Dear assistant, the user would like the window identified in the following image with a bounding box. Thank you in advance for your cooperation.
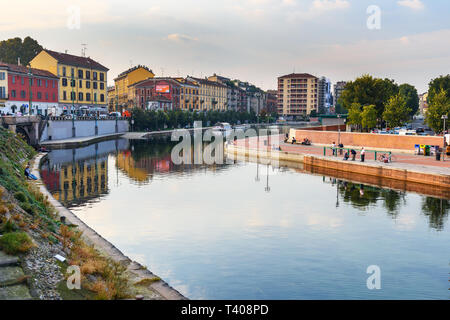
[70,92,75,101]
[52,93,56,101]
[100,94,104,102]
[37,92,42,99]
[21,90,26,98]
[0,87,5,98]
[79,80,83,88]
[0,72,5,80]
[93,93,97,102]
[100,73,104,81]
[45,93,49,100]
[93,72,97,80]
[100,83,104,90]
[62,67,66,77]
[86,93,91,101]
[11,90,16,98]
[70,79,75,87]
[30,78,33,86]
[63,91,67,100]
[21,77,24,85]
[78,92,83,101]
[12,76,15,84]
[93,82,97,90]
[45,80,48,88]
[86,81,90,89]
[62,78,68,87]
[78,70,83,79]
[86,71,90,79]
[71,68,74,78]
[37,79,41,87]
[53,80,56,88]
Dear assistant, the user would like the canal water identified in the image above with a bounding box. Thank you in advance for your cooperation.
[40,138,450,300]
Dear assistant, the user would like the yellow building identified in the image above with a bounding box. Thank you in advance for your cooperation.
[107,86,116,112]
[174,78,200,110]
[114,65,154,112]
[187,76,227,111]
[0,63,8,108]
[30,49,109,113]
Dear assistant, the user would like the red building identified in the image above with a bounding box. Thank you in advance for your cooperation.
[0,62,58,115]
[130,78,181,110]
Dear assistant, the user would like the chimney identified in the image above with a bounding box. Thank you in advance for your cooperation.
[65,50,68,54]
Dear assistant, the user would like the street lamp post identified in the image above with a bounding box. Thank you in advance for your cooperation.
[442,115,448,161]
[337,114,341,146]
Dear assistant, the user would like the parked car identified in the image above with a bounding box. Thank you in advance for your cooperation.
[109,112,121,117]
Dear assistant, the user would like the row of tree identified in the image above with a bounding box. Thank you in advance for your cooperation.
[339,74,450,133]
[338,75,419,131]
[130,108,276,132]
[0,37,43,66]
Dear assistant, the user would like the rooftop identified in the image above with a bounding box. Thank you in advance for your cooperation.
[278,73,317,79]
[0,61,58,78]
[43,49,109,72]
[115,65,154,80]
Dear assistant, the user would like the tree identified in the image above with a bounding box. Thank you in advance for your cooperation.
[0,36,43,66]
[347,103,362,130]
[339,75,398,118]
[382,94,411,128]
[361,105,377,131]
[425,89,450,133]
[398,84,419,116]
[428,75,450,105]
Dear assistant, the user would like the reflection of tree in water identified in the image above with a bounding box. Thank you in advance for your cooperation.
[337,180,405,216]
[338,181,380,210]
[421,197,449,231]
[130,140,175,161]
[380,189,406,218]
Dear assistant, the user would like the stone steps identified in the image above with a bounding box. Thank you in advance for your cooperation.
[0,250,33,300]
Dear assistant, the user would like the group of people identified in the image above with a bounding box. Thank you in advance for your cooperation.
[285,134,312,146]
[341,146,365,162]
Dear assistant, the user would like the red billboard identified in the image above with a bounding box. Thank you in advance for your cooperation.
[156,84,170,93]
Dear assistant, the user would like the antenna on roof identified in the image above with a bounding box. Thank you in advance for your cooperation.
[17,57,21,66]
[65,50,68,54]
[81,44,87,57]
[160,67,164,77]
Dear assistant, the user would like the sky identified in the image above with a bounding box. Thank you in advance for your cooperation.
[1,0,449,93]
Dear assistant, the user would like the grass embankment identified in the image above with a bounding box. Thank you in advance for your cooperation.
[0,127,130,299]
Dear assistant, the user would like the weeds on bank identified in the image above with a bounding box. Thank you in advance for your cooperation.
[64,227,130,300]
[0,231,34,255]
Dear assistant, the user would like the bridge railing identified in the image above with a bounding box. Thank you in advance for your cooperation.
[323,146,393,162]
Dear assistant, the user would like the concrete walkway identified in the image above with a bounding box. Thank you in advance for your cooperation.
[40,132,125,148]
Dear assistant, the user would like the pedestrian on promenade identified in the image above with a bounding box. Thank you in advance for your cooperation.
[360,147,365,162]
[339,143,344,155]
[332,142,336,156]
[351,149,356,161]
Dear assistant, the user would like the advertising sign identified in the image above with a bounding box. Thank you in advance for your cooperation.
[156,84,170,93]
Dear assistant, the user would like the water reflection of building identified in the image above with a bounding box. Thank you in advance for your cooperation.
[116,141,231,183]
[55,158,108,205]
[40,139,129,208]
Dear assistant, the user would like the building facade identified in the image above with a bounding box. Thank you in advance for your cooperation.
[113,65,154,112]
[0,61,59,115]
[30,49,109,114]
[277,73,318,117]
[419,92,429,115]
[130,78,181,110]
[266,90,278,114]
[333,81,347,108]
[187,76,227,111]
[318,77,332,114]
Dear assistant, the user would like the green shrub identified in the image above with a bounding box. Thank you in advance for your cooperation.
[0,232,34,254]
[0,219,19,233]
[14,191,27,203]
[20,202,35,215]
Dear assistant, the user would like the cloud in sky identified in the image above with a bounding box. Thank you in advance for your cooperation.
[0,0,448,93]
[397,0,425,10]
[166,33,198,42]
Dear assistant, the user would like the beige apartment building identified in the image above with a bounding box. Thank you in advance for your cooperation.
[277,73,318,117]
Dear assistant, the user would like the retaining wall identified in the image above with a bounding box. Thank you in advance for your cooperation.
[291,129,442,151]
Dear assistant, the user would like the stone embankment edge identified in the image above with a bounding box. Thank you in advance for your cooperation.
[40,133,125,149]
[225,144,450,189]
[32,153,186,300]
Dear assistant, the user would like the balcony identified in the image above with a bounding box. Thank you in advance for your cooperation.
[0,94,8,101]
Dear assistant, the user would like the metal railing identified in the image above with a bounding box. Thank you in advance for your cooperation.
[323,146,393,162]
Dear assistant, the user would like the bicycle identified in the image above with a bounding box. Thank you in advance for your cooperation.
[378,153,394,163]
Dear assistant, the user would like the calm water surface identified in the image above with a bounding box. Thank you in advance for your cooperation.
[40,138,450,299]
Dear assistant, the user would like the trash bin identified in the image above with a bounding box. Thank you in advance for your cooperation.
[414,144,420,155]
[424,145,430,156]
[436,148,441,161]
[419,144,425,155]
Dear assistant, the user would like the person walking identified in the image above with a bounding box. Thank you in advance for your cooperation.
[360,147,365,162]
[332,142,336,156]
